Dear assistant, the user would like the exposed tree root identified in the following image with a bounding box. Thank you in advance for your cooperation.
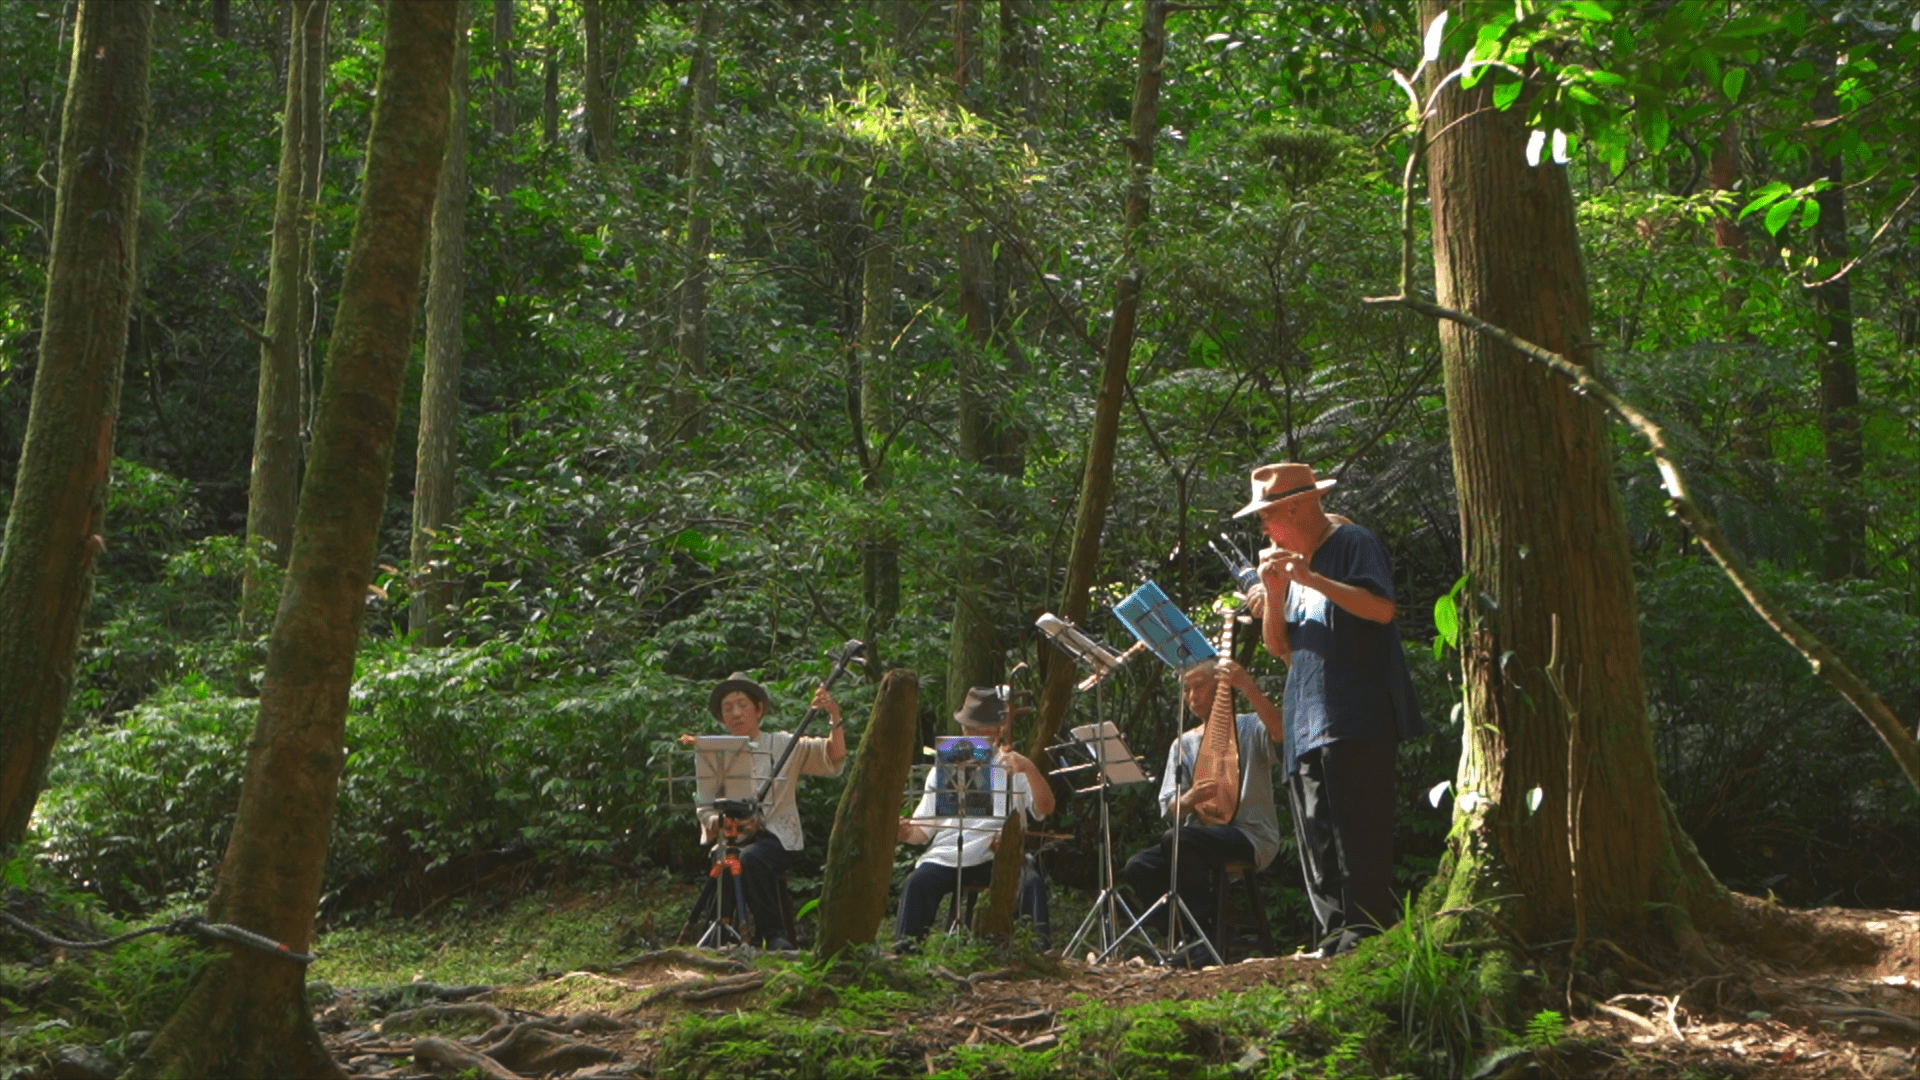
[375,1000,508,1036]
[627,970,766,1010]
[605,947,750,975]
[410,1036,523,1080]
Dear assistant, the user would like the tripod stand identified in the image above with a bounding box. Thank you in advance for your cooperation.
[677,799,760,948]
[1060,713,1157,961]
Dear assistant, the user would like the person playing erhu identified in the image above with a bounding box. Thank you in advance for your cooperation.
[894,686,1055,945]
[682,672,845,950]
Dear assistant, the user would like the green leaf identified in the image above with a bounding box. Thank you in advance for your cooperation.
[1492,78,1524,110]
[1738,181,1791,220]
[1565,1,1614,21]
[1640,102,1669,152]
[1434,589,1461,649]
[1722,67,1746,101]
[1764,198,1798,236]
[1526,786,1545,813]
[1799,197,1821,231]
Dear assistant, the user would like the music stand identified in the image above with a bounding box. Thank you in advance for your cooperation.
[1059,718,1158,962]
[680,735,760,948]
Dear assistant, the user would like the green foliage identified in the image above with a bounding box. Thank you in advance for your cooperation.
[0,861,215,1077]
[1523,1009,1566,1048]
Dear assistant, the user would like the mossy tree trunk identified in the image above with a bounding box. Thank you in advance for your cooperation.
[409,0,470,648]
[668,0,719,440]
[854,221,900,661]
[1418,0,1725,962]
[0,0,152,848]
[1030,0,1166,759]
[1809,75,1861,581]
[242,0,327,630]
[128,3,455,1075]
[582,0,612,163]
[817,670,920,955]
[490,0,515,196]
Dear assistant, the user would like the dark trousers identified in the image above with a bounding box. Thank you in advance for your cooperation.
[1288,738,1398,954]
[733,831,794,945]
[895,860,1050,944]
[1123,823,1256,915]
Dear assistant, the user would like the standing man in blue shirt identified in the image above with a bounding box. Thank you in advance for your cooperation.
[1238,462,1425,957]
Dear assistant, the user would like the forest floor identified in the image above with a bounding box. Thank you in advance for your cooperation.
[303,881,1920,1080]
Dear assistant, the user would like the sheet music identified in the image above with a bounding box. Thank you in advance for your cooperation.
[692,735,757,806]
[1069,721,1152,785]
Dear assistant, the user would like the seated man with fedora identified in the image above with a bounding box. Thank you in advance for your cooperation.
[687,672,846,950]
[894,686,1055,946]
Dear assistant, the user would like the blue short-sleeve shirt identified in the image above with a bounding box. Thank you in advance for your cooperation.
[1281,523,1426,775]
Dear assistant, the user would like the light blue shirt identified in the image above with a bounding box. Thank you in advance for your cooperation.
[1158,713,1281,871]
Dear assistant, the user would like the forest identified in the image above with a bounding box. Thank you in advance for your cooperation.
[0,0,1918,1076]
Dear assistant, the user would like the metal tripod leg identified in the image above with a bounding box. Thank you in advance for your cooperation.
[1101,889,1221,967]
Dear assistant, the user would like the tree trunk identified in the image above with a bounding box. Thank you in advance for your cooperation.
[1417,0,1724,965]
[542,3,558,147]
[1810,79,1861,580]
[670,0,719,440]
[244,0,327,631]
[816,670,920,955]
[998,0,1042,137]
[490,0,515,195]
[1029,0,1166,759]
[128,3,454,1075]
[971,812,1024,938]
[582,0,613,162]
[0,0,152,848]
[855,226,900,652]
[409,0,469,648]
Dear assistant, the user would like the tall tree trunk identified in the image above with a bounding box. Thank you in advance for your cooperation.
[490,0,516,195]
[410,0,470,648]
[1029,0,1166,759]
[670,0,719,440]
[817,670,920,955]
[1810,79,1861,580]
[128,3,454,1075]
[855,225,901,654]
[950,0,982,102]
[1416,0,1724,967]
[999,0,1042,137]
[0,0,152,848]
[213,0,232,38]
[244,0,327,631]
[582,0,613,162]
[542,3,559,147]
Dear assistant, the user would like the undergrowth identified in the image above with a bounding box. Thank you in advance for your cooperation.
[0,859,215,1077]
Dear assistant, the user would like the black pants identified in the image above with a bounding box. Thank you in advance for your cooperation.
[732,831,794,945]
[1123,823,1256,916]
[1287,738,1398,955]
[895,860,1050,945]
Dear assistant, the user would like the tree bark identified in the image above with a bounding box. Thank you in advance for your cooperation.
[582,0,613,162]
[409,0,470,648]
[855,226,900,652]
[1809,78,1861,580]
[490,0,515,195]
[999,0,1042,137]
[816,670,920,955]
[670,0,719,440]
[1416,0,1724,965]
[542,3,559,147]
[971,812,1024,938]
[1030,0,1166,759]
[244,0,327,631]
[128,3,454,1075]
[0,0,152,848]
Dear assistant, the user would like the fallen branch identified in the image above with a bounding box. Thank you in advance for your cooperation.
[627,970,767,1010]
[1592,1002,1660,1037]
[1363,289,1920,797]
[410,1036,523,1080]
[1804,1004,1920,1035]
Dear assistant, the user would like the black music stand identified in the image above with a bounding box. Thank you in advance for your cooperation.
[1104,694,1224,968]
[1059,716,1156,961]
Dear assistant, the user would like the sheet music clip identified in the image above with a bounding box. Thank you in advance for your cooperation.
[1113,580,1216,671]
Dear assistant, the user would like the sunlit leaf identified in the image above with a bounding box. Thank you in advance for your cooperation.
[1764,198,1797,236]
[1722,67,1746,102]
[1429,780,1453,808]
[1424,10,1450,63]
[1525,128,1546,166]
[1527,786,1545,813]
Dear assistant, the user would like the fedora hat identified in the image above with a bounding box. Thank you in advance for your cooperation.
[953,686,1007,730]
[1231,462,1336,519]
[708,672,771,719]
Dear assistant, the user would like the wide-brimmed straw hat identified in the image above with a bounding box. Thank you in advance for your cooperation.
[1231,462,1336,519]
[708,673,771,719]
[953,686,1007,730]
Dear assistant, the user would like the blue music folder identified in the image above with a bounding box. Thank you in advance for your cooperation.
[1113,581,1216,670]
